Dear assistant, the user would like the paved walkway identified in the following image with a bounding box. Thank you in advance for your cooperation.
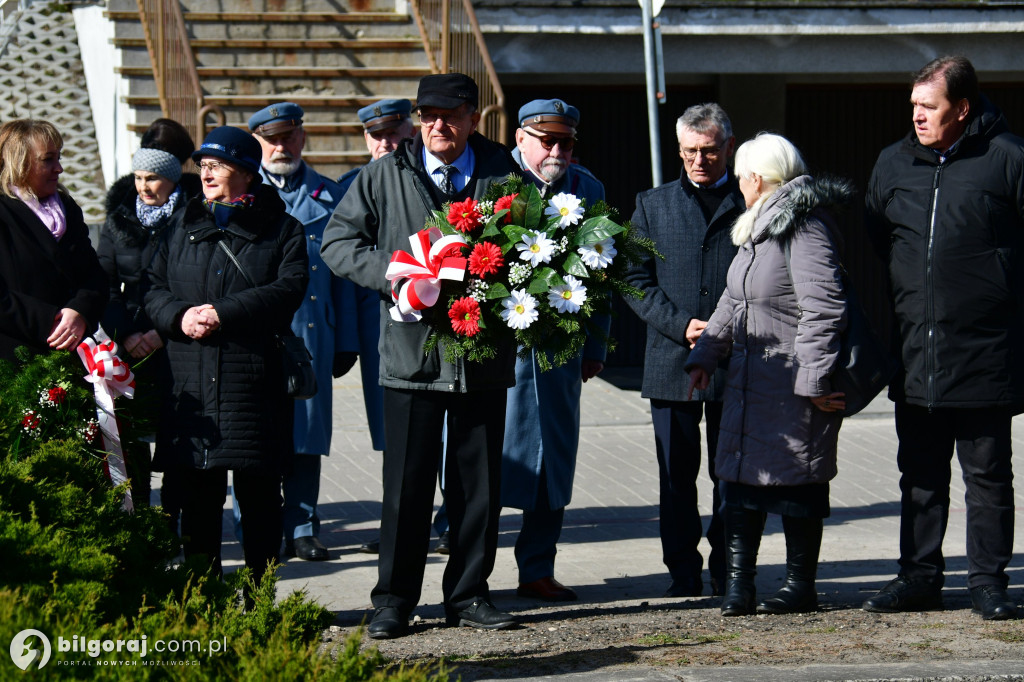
[212,362,1023,678]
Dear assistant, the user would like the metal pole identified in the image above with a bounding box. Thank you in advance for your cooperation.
[641,0,661,187]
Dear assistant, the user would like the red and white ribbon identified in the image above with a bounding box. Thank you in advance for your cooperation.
[77,327,136,512]
[385,227,468,321]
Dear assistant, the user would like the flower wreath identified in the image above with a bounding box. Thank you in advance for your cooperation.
[385,174,658,370]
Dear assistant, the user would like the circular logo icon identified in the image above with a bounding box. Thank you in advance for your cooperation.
[10,629,51,670]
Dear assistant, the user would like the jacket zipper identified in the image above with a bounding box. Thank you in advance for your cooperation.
[925,164,943,410]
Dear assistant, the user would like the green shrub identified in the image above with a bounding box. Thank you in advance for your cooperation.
[0,350,445,680]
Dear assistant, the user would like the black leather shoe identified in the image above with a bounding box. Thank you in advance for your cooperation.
[367,607,407,639]
[970,585,1018,621]
[756,581,818,614]
[664,579,702,598]
[445,599,515,630]
[862,576,942,613]
[434,531,450,555]
[359,539,380,554]
[284,536,330,561]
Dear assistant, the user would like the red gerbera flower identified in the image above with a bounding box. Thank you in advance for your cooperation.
[468,242,504,278]
[449,297,482,337]
[448,198,482,233]
[494,193,518,224]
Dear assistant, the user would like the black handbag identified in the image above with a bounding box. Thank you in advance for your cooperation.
[783,240,896,417]
[216,240,318,400]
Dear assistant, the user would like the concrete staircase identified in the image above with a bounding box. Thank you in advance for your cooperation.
[0,3,107,222]
[106,0,430,180]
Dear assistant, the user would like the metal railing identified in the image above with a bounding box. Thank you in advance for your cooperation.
[135,0,222,144]
[410,0,507,143]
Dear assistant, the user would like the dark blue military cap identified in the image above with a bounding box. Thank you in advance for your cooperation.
[247,102,304,136]
[357,98,413,133]
[518,99,580,136]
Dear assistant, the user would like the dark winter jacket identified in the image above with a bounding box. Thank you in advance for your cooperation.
[866,96,1024,411]
[97,172,201,342]
[321,132,521,392]
[144,186,308,471]
[686,176,851,487]
[0,191,108,361]
[625,171,744,401]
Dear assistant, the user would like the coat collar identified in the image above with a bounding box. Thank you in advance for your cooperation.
[182,184,286,242]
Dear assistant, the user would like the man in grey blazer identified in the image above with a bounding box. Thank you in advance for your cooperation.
[625,103,744,598]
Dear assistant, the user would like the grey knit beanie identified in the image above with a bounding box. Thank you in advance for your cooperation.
[132,147,182,184]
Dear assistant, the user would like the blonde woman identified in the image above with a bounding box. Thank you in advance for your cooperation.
[686,133,852,616]
[0,119,107,361]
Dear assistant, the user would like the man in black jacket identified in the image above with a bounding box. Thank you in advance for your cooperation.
[321,74,520,639]
[863,56,1022,621]
[624,103,744,598]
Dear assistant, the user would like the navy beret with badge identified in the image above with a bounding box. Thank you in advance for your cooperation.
[192,126,262,176]
[248,102,304,137]
[518,99,580,137]
[358,98,413,133]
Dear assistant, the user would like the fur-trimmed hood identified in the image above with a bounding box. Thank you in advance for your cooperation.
[758,175,856,244]
[103,172,202,247]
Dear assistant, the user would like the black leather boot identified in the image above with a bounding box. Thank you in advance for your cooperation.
[756,515,822,614]
[720,506,766,617]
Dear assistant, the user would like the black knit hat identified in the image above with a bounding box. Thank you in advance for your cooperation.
[191,126,261,176]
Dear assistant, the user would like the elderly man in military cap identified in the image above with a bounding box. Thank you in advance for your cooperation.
[322,73,520,639]
[339,98,416,191]
[247,102,355,562]
[504,99,609,602]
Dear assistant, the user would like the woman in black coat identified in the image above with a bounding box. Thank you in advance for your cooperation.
[98,124,202,512]
[0,119,107,362]
[144,126,308,585]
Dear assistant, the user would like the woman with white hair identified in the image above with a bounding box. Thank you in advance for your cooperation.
[685,133,853,616]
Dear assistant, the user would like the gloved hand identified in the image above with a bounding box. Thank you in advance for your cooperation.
[332,351,358,378]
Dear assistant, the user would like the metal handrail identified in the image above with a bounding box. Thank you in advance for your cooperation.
[135,0,223,145]
[410,0,507,143]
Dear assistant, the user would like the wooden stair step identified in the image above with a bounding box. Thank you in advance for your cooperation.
[117,65,428,78]
[113,37,422,50]
[127,121,368,135]
[298,151,371,164]
[124,95,414,108]
[105,10,408,23]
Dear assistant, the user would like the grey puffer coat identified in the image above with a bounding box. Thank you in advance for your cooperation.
[685,176,851,487]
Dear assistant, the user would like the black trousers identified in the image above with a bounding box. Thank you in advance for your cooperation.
[374,387,506,614]
[895,401,1015,589]
[650,399,725,588]
[180,467,283,583]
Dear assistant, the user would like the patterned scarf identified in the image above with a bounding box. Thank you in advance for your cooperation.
[135,187,181,228]
[202,194,256,229]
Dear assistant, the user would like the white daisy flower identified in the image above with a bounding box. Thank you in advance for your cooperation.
[547,275,587,314]
[516,231,557,267]
[577,237,617,269]
[501,289,539,330]
[545,192,584,228]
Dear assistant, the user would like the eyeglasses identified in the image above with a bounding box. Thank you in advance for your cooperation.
[680,145,722,162]
[198,160,234,177]
[417,110,468,127]
[524,129,575,152]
